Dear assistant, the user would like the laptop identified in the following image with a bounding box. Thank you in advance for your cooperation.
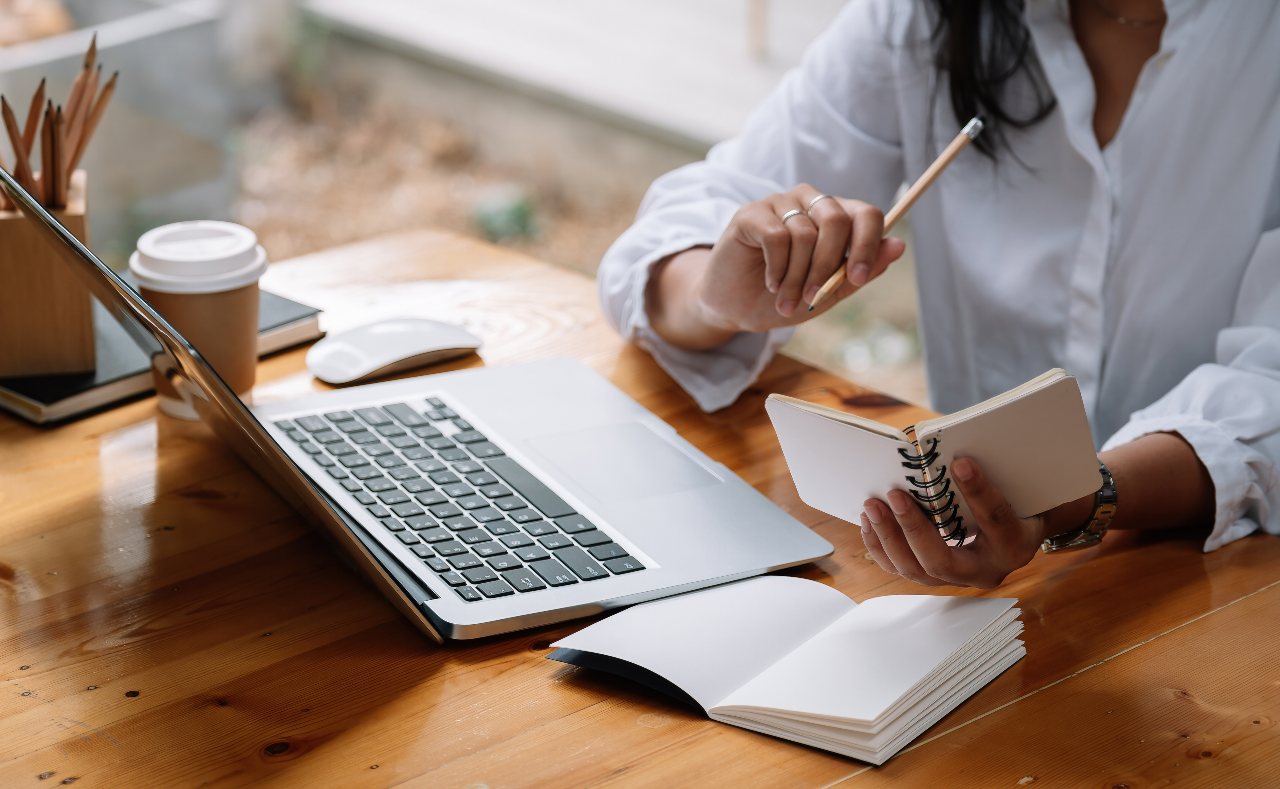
[1,169,832,642]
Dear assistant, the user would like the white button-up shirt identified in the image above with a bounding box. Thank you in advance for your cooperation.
[598,0,1280,552]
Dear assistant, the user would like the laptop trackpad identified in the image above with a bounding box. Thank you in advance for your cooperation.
[526,423,721,502]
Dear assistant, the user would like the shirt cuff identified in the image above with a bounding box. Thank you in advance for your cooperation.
[1102,415,1259,552]
[624,240,794,413]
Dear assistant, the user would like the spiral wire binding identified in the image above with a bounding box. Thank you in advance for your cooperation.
[900,425,967,545]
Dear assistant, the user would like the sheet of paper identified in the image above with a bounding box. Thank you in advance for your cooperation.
[715,595,1016,724]
[551,576,855,709]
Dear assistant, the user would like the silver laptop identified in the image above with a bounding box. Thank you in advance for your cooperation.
[2,169,831,641]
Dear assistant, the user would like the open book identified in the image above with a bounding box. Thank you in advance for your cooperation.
[766,369,1100,544]
[549,576,1023,764]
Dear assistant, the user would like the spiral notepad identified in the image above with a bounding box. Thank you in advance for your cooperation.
[766,369,1101,541]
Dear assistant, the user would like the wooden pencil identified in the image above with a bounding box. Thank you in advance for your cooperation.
[68,70,117,174]
[64,34,97,131]
[66,65,100,172]
[41,101,54,207]
[21,77,46,153]
[1,96,38,196]
[806,116,985,312]
[50,105,64,209]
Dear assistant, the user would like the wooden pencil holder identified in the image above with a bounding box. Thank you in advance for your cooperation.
[0,170,94,378]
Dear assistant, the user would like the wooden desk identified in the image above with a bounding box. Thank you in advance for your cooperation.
[3,230,1278,786]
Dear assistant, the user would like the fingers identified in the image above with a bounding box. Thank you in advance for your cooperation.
[733,202,792,297]
[951,457,1022,542]
[860,512,895,575]
[768,194,817,317]
[836,199,886,288]
[792,185,852,306]
[864,498,947,586]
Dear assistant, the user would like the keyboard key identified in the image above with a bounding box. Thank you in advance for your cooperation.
[426,437,455,451]
[389,467,420,481]
[376,424,407,437]
[528,558,578,586]
[438,449,469,462]
[298,441,321,455]
[314,455,336,467]
[391,503,426,518]
[442,483,474,498]
[539,534,574,551]
[429,470,459,485]
[466,472,499,487]
[339,455,370,469]
[588,543,628,561]
[474,542,506,558]
[418,528,452,544]
[574,530,612,548]
[477,580,515,598]
[495,498,528,513]
[403,447,433,460]
[501,567,547,592]
[514,546,550,563]
[365,478,396,493]
[376,456,407,469]
[450,555,482,571]
[285,429,306,443]
[337,420,369,434]
[296,415,327,432]
[355,407,392,426]
[460,530,493,545]
[501,533,535,549]
[274,419,297,431]
[486,457,574,518]
[410,543,433,558]
[555,514,596,534]
[433,540,467,557]
[471,507,503,523]
[462,567,499,585]
[439,408,458,419]
[353,465,382,479]
[313,430,344,444]
[426,409,448,421]
[326,468,349,480]
[603,556,645,574]
[323,410,355,422]
[384,403,427,427]
[364,444,393,457]
[439,571,467,587]
[403,479,433,494]
[524,521,557,537]
[378,491,410,506]
[487,555,521,571]
[509,510,542,524]
[349,431,380,445]
[412,425,443,439]
[554,546,609,581]
[456,586,482,602]
[480,485,512,499]
[452,418,473,431]
[456,495,488,511]
[443,515,477,532]
[428,503,462,519]
[484,520,519,536]
[453,430,487,444]
[427,397,446,408]
[354,491,375,506]
[395,531,420,546]
[341,479,362,493]
[416,460,447,473]
[468,442,504,459]
[415,490,448,506]
[382,518,407,533]
[453,461,484,475]
[329,443,357,456]
[390,436,420,449]
[405,513,437,530]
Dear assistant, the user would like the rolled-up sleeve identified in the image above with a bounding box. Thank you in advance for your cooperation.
[1103,227,1280,551]
[597,0,906,411]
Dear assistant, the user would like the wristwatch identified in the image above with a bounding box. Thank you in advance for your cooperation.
[1041,462,1117,553]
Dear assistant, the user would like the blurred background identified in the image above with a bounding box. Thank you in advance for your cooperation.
[0,0,926,404]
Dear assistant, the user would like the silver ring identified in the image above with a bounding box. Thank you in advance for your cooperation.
[779,208,806,224]
[806,193,835,211]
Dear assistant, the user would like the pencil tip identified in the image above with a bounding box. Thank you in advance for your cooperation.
[806,304,815,313]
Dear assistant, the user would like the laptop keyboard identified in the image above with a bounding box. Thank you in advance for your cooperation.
[275,397,646,602]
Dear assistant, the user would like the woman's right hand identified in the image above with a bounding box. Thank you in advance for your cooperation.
[647,184,906,349]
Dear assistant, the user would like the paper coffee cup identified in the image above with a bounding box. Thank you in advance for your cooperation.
[129,221,267,420]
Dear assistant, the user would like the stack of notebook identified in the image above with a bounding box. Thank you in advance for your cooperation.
[550,575,1024,764]
[0,289,320,424]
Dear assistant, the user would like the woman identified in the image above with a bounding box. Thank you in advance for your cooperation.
[598,0,1280,587]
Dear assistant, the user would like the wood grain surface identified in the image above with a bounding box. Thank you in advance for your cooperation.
[2,230,1278,787]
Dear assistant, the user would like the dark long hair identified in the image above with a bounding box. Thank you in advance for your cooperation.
[929,0,1057,157]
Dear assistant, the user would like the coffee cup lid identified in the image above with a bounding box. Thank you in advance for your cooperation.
[129,221,267,294]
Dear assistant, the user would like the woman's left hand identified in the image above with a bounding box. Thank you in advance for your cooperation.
[860,457,1048,589]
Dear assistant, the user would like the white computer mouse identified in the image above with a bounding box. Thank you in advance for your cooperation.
[306,318,482,385]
